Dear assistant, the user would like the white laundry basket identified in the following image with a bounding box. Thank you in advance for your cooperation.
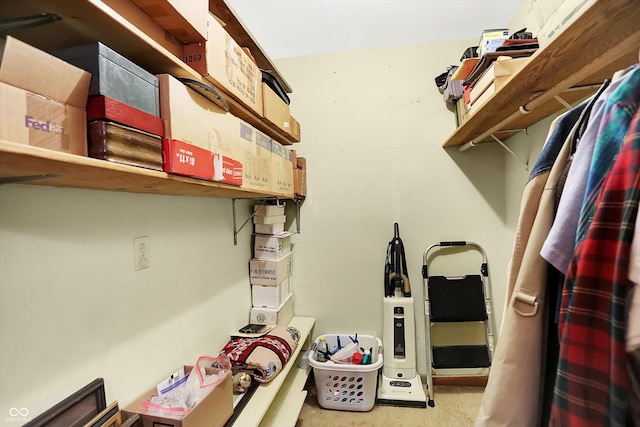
[308,334,383,412]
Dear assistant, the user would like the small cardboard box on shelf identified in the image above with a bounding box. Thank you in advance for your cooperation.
[130,0,208,43]
[254,232,292,260]
[0,36,91,156]
[124,366,233,427]
[252,276,292,308]
[249,252,292,286]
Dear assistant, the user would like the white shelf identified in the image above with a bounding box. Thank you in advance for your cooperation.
[231,316,315,427]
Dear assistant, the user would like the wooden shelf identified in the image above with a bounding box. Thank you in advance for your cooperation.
[0,140,295,199]
[444,0,640,148]
[0,0,297,146]
[232,316,315,427]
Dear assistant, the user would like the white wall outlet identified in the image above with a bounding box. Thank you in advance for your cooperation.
[133,236,150,271]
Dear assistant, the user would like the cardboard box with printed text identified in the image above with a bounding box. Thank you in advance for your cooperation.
[0,36,91,156]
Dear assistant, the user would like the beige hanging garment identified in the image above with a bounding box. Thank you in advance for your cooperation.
[475,121,573,427]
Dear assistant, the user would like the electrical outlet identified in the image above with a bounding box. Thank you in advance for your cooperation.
[133,236,150,271]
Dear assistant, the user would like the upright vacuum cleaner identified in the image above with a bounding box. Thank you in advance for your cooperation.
[377,223,428,408]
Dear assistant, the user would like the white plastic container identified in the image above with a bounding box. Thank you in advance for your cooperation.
[308,334,383,412]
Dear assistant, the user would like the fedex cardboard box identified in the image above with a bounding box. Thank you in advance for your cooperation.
[130,0,208,43]
[124,366,232,427]
[249,252,292,286]
[0,36,90,155]
[183,14,263,116]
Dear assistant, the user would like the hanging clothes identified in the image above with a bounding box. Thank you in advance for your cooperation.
[550,97,640,426]
[541,65,640,274]
[475,103,586,427]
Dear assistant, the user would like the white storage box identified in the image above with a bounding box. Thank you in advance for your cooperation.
[308,334,383,412]
[249,252,292,286]
[254,232,292,260]
[254,204,285,216]
[255,223,285,234]
[252,276,291,308]
[250,293,294,326]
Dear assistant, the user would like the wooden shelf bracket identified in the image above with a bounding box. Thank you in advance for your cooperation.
[490,133,529,169]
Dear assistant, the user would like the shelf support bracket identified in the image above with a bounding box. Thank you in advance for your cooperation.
[232,197,302,245]
[554,95,573,110]
[0,174,61,185]
[490,134,528,169]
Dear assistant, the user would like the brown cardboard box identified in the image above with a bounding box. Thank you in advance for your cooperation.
[253,130,273,192]
[469,57,530,105]
[270,141,294,196]
[124,367,233,427]
[130,0,207,43]
[0,36,91,155]
[289,115,301,142]
[158,74,254,185]
[183,14,263,116]
[262,83,291,133]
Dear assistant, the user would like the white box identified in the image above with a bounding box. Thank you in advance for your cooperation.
[253,214,286,225]
[249,252,292,286]
[254,204,285,216]
[255,223,285,234]
[252,276,291,308]
[254,232,292,260]
[250,293,294,326]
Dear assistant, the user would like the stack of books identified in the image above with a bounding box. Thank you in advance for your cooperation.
[248,203,294,326]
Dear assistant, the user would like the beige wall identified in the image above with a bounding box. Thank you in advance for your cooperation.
[0,39,559,423]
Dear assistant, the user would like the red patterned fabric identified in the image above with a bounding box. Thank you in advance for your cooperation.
[220,326,300,383]
[550,111,640,426]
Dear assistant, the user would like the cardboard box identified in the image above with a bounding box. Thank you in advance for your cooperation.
[469,57,530,105]
[253,214,286,225]
[54,42,160,117]
[158,74,249,186]
[468,82,496,116]
[124,366,233,427]
[254,232,292,260]
[254,223,285,234]
[254,204,285,217]
[183,14,263,116]
[271,142,294,196]
[130,0,208,43]
[250,292,294,326]
[262,83,291,133]
[289,115,301,142]
[163,138,242,185]
[249,252,292,286]
[252,130,273,191]
[252,277,291,308]
[0,36,90,156]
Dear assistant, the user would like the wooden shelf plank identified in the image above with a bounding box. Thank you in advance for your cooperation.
[0,0,297,146]
[232,316,315,427]
[0,141,295,199]
[444,0,640,147]
[259,369,309,427]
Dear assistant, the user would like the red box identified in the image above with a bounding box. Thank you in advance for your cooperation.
[163,139,242,186]
[88,95,164,137]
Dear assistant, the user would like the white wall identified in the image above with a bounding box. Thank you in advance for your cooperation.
[275,38,536,376]
[0,187,255,423]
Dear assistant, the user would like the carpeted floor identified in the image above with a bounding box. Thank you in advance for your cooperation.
[297,378,484,427]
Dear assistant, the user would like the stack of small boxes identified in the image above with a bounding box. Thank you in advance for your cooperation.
[248,203,294,326]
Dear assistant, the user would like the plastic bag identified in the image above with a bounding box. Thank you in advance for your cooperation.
[139,355,231,420]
